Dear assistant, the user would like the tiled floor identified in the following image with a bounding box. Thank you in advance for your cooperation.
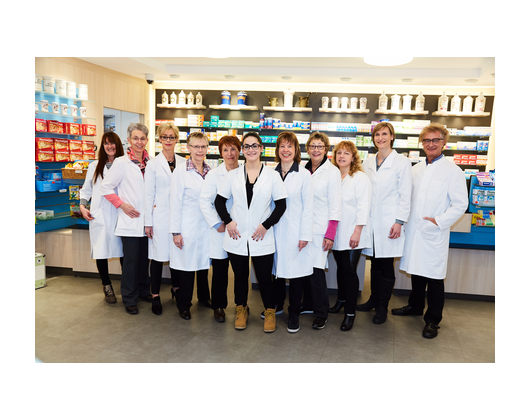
[35,271,495,363]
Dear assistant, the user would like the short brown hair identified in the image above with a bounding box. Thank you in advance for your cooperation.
[331,140,363,176]
[372,122,395,149]
[419,123,450,143]
[218,135,241,153]
[306,132,330,154]
[275,132,301,163]
[242,132,263,146]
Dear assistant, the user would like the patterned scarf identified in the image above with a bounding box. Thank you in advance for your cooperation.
[127,147,150,175]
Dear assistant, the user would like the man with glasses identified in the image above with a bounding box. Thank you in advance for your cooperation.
[392,123,468,338]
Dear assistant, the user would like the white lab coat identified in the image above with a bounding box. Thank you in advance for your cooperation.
[100,155,147,237]
[272,165,314,279]
[362,150,412,258]
[199,163,234,260]
[332,170,372,251]
[399,156,468,279]
[144,152,186,262]
[217,163,288,257]
[168,163,210,271]
[80,161,123,259]
[308,159,342,269]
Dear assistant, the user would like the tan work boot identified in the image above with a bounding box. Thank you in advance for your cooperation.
[235,305,249,330]
[103,284,117,304]
[263,308,276,333]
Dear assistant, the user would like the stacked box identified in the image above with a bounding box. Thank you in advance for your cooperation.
[35,118,47,132]
[54,139,70,162]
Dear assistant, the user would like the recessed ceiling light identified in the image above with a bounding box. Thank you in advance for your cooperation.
[169,74,180,78]
[364,57,413,66]
[340,77,351,82]
[281,76,292,80]
[224,75,235,79]
[401,78,413,83]
[465,79,478,83]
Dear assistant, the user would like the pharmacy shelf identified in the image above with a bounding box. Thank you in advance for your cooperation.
[432,111,490,117]
[318,108,370,114]
[263,106,312,112]
[374,109,429,115]
[157,104,207,109]
[35,90,95,103]
[35,111,95,121]
[209,105,259,111]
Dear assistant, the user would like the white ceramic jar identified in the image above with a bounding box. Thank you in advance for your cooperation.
[340,97,349,109]
[43,76,55,93]
[35,74,43,91]
[66,81,77,97]
[78,84,88,100]
[162,91,168,104]
[52,102,59,114]
[79,107,87,118]
[187,92,194,105]
[359,97,367,110]
[284,89,294,108]
[55,79,67,96]
[438,92,449,112]
[350,97,358,110]
[60,103,69,115]
[70,104,78,116]
[321,97,329,108]
[402,94,413,111]
[463,94,473,113]
[196,92,202,105]
[40,100,49,112]
[391,94,401,111]
[378,92,388,110]
[475,92,486,112]
[331,97,339,109]
[415,92,425,111]
[451,93,461,112]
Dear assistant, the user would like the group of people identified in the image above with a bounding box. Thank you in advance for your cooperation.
[80,120,468,339]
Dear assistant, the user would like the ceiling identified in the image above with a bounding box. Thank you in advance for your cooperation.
[77,57,495,87]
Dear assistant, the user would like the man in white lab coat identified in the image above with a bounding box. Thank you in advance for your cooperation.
[392,123,468,338]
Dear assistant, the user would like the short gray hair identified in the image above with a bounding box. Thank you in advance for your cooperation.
[127,123,149,139]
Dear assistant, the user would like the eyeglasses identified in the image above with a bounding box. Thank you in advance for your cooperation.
[422,138,443,145]
[131,137,147,142]
[308,145,325,150]
[160,136,176,141]
[189,145,207,150]
[242,143,261,151]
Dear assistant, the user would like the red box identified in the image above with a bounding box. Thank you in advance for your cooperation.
[35,118,47,132]
[54,138,69,152]
[453,154,462,159]
[55,151,70,162]
[66,123,81,135]
[83,151,96,160]
[453,159,462,164]
[82,140,95,152]
[35,138,54,151]
[468,155,477,161]
[70,152,84,161]
[36,150,55,162]
[69,139,83,152]
[86,124,97,136]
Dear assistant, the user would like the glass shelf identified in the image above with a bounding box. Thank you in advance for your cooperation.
[35,110,95,121]
[35,90,95,103]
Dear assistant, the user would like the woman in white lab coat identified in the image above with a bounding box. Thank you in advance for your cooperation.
[330,141,371,331]
[80,131,124,304]
[214,132,288,333]
[144,123,186,315]
[393,123,468,338]
[169,131,212,320]
[101,123,153,315]
[302,132,342,330]
[271,132,313,334]
[357,122,412,324]
[199,135,241,323]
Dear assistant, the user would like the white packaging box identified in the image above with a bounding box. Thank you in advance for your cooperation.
[174,118,188,126]
[35,253,46,289]
[457,141,477,150]
[394,139,408,148]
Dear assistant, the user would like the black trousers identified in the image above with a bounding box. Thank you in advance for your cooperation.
[211,258,230,309]
[308,268,329,319]
[174,269,209,312]
[120,236,150,307]
[408,274,444,325]
[227,251,275,309]
[96,257,123,286]
[333,249,362,315]
[271,277,287,309]
[149,260,179,295]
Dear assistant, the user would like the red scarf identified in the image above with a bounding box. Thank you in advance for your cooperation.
[127,147,150,175]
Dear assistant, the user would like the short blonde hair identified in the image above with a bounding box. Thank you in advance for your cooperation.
[419,123,450,143]
[157,123,179,142]
[331,140,363,177]
[306,132,330,155]
[187,131,209,145]
[275,132,301,164]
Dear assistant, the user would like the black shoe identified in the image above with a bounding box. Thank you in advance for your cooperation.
[260,306,284,319]
[391,305,423,316]
[152,296,162,316]
[287,314,300,333]
[356,297,377,312]
[139,294,153,303]
[214,308,226,323]
[329,300,345,313]
[125,305,139,315]
[312,317,327,330]
[373,308,388,324]
[170,287,179,305]
[340,314,355,331]
[422,323,440,339]
[179,310,191,320]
